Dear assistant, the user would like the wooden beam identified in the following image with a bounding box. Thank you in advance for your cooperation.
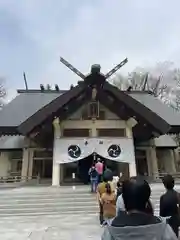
[97,90,130,120]
[59,91,91,121]
[104,82,171,134]
[133,124,153,142]
[28,90,91,137]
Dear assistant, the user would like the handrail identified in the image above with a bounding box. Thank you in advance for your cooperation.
[152,172,180,180]
[0,175,39,183]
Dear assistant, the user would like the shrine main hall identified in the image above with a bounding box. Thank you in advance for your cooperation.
[0,61,180,185]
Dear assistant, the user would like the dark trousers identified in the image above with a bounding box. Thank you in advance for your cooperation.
[90,178,97,192]
[167,216,179,237]
[99,202,104,224]
[98,174,102,183]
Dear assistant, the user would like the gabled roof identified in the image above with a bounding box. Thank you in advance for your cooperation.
[0,79,180,136]
[17,80,171,135]
[0,92,61,127]
[130,92,180,127]
[103,83,170,135]
[18,84,85,135]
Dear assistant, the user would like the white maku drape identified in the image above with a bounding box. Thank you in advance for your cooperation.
[54,138,135,164]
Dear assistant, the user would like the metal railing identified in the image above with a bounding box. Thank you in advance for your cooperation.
[1,172,180,184]
[152,172,180,181]
[0,175,39,183]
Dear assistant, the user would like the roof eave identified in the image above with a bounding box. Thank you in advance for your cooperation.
[0,126,20,136]
[17,84,85,135]
[104,82,171,135]
[168,126,180,134]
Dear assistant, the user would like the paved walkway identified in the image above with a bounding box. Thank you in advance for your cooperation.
[0,214,102,240]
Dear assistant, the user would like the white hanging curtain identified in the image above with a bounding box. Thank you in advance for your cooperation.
[54,138,94,164]
[96,138,135,163]
[54,138,135,164]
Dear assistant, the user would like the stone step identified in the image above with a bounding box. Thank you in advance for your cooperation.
[0,191,165,200]
[0,191,162,196]
[0,210,98,218]
[7,186,91,192]
[0,193,96,200]
[0,197,97,205]
[0,205,98,216]
[0,200,98,209]
[0,186,99,217]
[0,212,98,222]
[0,184,172,219]
[0,190,94,197]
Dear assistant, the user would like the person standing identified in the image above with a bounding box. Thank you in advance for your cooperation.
[103,167,113,183]
[102,160,106,172]
[116,178,154,216]
[88,164,98,193]
[102,178,177,240]
[95,159,103,183]
[97,174,115,225]
[100,183,116,225]
[116,180,122,201]
[160,174,180,237]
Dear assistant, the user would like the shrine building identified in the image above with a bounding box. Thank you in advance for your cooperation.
[0,59,180,186]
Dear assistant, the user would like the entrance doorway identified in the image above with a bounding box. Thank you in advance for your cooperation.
[77,155,121,183]
[32,150,53,179]
[78,155,93,184]
[135,149,148,176]
[33,159,52,178]
[62,154,129,184]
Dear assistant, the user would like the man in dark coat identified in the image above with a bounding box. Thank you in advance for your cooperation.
[160,174,180,237]
[103,168,113,182]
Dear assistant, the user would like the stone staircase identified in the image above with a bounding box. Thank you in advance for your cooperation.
[0,186,99,218]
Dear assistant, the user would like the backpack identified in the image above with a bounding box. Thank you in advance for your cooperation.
[90,168,98,178]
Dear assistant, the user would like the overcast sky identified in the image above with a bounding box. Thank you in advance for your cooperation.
[0,0,180,100]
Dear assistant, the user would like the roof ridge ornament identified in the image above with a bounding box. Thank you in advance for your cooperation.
[59,56,128,86]
[91,87,97,101]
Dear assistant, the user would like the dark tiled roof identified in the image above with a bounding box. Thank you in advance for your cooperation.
[129,92,180,126]
[0,89,180,131]
[18,85,85,135]
[0,92,61,127]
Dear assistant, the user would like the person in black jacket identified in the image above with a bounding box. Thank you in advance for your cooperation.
[103,168,113,182]
[102,177,177,240]
[88,164,98,193]
[160,174,180,237]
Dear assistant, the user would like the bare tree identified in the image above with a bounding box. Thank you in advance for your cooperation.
[0,77,6,108]
[168,69,180,111]
[113,72,172,104]
[112,61,178,106]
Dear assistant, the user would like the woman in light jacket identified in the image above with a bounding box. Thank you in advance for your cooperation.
[100,183,116,225]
